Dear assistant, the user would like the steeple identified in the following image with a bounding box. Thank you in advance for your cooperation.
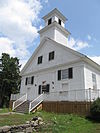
[38,8,70,46]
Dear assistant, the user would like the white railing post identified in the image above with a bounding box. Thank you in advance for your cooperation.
[26,93,27,101]
[29,102,31,114]
[75,90,77,101]
[85,89,88,101]
[12,102,15,110]
[98,89,100,98]
[29,94,44,113]
[89,88,91,102]
[12,93,27,110]
[87,89,89,101]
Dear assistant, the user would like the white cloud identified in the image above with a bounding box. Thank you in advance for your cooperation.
[44,0,48,3]
[39,25,43,30]
[87,35,92,40]
[0,0,46,68]
[68,37,89,50]
[75,41,89,50]
[0,37,15,56]
[67,37,100,65]
[89,56,100,65]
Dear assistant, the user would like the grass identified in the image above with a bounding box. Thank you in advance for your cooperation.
[0,113,35,127]
[35,111,100,133]
[0,108,10,113]
[0,109,100,133]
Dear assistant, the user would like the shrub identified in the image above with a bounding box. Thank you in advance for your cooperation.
[90,98,100,120]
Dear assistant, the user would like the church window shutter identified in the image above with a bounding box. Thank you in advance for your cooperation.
[58,70,61,80]
[31,76,34,84]
[38,85,41,95]
[25,77,28,85]
[68,68,73,79]
[46,84,50,93]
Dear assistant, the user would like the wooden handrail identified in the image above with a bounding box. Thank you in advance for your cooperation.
[29,94,43,113]
[12,93,27,110]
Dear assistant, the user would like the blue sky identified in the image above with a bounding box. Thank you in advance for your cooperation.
[39,0,100,56]
[0,0,100,67]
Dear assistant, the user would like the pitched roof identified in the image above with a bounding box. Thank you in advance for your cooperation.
[42,8,67,22]
[20,37,100,75]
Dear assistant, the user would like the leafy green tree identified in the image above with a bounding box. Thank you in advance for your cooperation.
[0,53,21,107]
[90,98,100,120]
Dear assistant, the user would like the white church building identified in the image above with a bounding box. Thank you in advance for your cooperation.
[11,9,100,114]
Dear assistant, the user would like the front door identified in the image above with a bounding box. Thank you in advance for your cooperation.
[38,84,50,95]
[42,84,50,93]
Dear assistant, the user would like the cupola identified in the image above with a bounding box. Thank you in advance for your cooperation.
[38,8,70,46]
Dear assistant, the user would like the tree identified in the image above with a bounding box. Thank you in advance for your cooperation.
[0,53,21,107]
[90,98,100,120]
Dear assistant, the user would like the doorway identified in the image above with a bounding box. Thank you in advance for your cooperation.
[38,84,50,95]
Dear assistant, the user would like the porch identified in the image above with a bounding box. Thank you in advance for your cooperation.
[10,88,100,115]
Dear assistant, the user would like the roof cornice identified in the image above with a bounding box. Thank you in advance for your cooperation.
[81,56,100,71]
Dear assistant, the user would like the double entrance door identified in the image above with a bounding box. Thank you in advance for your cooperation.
[38,84,50,95]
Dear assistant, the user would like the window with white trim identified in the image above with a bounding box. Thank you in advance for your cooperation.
[27,77,31,84]
[25,76,34,85]
[49,51,55,61]
[58,68,73,81]
[62,69,68,79]
[92,73,97,89]
[38,56,43,64]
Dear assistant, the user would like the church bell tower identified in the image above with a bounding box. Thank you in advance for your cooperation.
[38,8,70,46]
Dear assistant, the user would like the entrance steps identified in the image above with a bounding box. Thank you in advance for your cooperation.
[12,94,44,113]
[15,100,30,113]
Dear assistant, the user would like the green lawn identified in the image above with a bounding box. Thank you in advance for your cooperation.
[36,111,100,133]
[0,113,34,127]
[0,110,100,133]
[0,108,10,113]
